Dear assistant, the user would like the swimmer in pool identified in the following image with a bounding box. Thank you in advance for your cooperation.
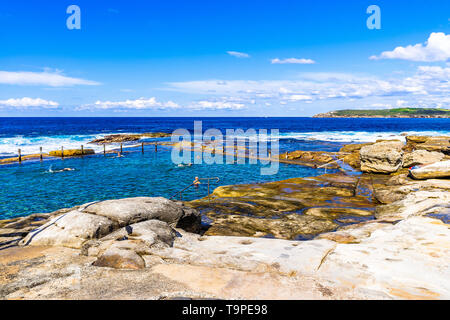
[193,176,201,188]
[51,168,75,173]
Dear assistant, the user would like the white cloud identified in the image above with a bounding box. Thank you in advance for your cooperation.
[271,58,316,64]
[227,51,250,58]
[0,97,59,109]
[193,100,246,110]
[79,97,179,111]
[166,65,450,109]
[0,70,100,87]
[370,32,450,62]
[285,94,313,101]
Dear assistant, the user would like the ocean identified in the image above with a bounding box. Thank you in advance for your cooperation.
[0,117,449,219]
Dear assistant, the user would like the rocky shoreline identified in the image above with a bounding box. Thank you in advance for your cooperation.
[0,135,449,300]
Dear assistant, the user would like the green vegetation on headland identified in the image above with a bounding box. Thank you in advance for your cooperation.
[314,108,450,118]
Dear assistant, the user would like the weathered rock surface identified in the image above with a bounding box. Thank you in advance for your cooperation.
[278,151,340,169]
[20,210,116,248]
[188,173,376,239]
[19,198,200,250]
[338,143,373,169]
[360,140,404,173]
[49,149,95,157]
[406,136,450,155]
[83,197,193,227]
[410,160,450,180]
[373,175,450,204]
[92,242,146,270]
[403,150,445,167]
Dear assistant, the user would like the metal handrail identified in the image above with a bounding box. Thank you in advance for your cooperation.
[169,177,220,201]
[169,183,195,201]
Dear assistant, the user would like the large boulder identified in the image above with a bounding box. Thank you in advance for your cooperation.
[92,242,146,270]
[20,210,116,248]
[410,160,450,180]
[20,197,201,249]
[82,197,196,228]
[360,140,404,173]
[403,150,445,168]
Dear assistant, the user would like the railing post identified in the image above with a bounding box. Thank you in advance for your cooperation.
[142,142,144,154]
[61,146,64,159]
[120,143,123,154]
[18,149,22,163]
[104,144,106,156]
[40,147,43,161]
[81,145,84,156]
[208,179,210,202]
[155,143,158,152]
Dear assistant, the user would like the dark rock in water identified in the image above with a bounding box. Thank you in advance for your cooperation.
[89,133,171,145]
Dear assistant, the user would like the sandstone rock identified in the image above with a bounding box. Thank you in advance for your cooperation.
[49,149,95,157]
[203,213,339,240]
[83,197,198,228]
[403,150,445,167]
[360,140,404,173]
[410,160,450,180]
[120,220,176,248]
[281,150,338,168]
[339,143,373,154]
[341,152,361,169]
[20,210,116,248]
[93,244,146,270]
[20,198,198,250]
[82,219,176,258]
[406,136,450,155]
[406,136,429,144]
[375,189,450,221]
[373,178,450,204]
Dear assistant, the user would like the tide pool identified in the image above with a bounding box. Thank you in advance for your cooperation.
[0,146,335,219]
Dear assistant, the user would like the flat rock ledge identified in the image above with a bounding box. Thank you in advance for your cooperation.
[1,177,449,299]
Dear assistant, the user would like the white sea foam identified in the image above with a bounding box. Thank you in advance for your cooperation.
[277,130,450,143]
[0,133,124,157]
[1,130,448,156]
[225,130,450,143]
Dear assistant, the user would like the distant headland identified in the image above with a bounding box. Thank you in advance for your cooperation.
[313,108,450,118]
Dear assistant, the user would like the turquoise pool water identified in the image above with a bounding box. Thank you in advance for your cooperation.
[0,145,334,219]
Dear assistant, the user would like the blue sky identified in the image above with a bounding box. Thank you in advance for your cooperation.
[0,0,449,116]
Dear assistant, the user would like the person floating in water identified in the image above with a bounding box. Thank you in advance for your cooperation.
[178,163,193,167]
[49,167,75,173]
[193,176,201,188]
[116,151,124,158]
